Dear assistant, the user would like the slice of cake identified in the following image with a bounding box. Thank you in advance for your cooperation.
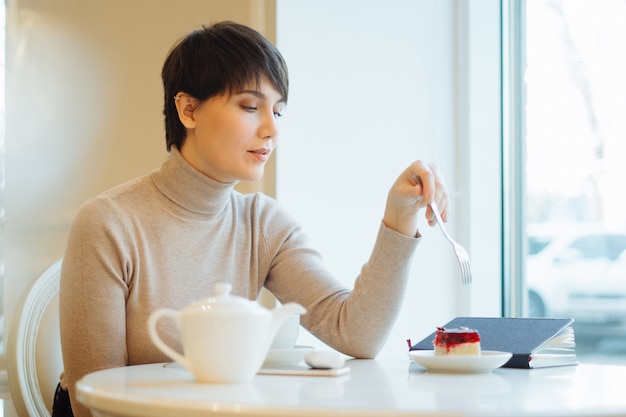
[433,326,481,355]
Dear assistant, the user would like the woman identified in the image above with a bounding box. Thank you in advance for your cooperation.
[56,21,448,417]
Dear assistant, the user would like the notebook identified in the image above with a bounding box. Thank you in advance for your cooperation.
[409,317,578,369]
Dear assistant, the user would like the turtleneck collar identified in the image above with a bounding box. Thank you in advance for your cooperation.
[151,148,237,215]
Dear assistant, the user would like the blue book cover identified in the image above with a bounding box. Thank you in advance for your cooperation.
[409,317,577,368]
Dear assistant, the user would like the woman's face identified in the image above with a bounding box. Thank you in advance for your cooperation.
[179,77,285,183]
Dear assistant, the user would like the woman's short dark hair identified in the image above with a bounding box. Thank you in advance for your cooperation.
[161,21,289,151]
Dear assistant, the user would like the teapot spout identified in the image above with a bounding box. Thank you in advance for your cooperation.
[274,302,307,319]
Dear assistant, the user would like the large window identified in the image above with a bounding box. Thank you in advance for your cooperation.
[518,0,626,364]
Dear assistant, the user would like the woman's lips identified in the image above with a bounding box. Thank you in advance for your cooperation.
[248,148,271,162]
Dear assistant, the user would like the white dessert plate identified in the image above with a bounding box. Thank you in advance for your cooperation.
[264,345,315,365]
[408,350,512,373]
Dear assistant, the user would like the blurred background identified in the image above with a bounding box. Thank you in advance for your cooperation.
[523,0,626,364]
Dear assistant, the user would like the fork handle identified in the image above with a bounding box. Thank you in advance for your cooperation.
[429,201,452,242]
[411,173,443,226]
[429,201,445,226]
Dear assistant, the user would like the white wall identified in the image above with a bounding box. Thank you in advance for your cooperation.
[276,0,502,356]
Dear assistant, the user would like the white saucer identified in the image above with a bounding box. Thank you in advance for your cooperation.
[264,345,315,365]
[408,350,512,373]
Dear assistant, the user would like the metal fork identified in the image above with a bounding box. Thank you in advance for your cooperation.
[429,201,472,285]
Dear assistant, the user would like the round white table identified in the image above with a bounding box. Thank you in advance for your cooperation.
[76,357,626,417]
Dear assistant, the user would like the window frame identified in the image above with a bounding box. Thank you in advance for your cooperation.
[463,0,505,317]
[501,0,526,318]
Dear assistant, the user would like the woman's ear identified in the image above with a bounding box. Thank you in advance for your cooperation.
[174,93,197,129]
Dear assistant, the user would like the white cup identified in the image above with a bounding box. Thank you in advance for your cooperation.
[270,314,300,349]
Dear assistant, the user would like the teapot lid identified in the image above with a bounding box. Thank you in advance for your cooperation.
[190,283,263,312]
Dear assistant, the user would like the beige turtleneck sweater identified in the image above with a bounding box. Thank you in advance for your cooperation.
[59,148,420,417]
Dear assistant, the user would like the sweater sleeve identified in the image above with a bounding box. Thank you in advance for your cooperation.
[59,197,132,417]
[261,198,420,359]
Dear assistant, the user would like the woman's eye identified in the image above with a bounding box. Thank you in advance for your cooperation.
[242,106,258,112]
[274,106,285,118]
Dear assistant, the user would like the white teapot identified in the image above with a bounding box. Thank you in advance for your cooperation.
[148,283,306,383]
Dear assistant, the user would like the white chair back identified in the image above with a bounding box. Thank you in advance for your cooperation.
[8,259,63,417]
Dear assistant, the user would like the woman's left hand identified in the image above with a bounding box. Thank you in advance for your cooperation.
[382,160,449,237]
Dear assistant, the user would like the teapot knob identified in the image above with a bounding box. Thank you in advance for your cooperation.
[213,283,232,297]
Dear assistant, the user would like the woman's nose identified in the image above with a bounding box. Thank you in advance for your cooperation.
[259,110,279,139]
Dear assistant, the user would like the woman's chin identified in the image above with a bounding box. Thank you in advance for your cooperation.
[247,169,265,181]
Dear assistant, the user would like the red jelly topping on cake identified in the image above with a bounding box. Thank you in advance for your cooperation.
[434,327,480,351]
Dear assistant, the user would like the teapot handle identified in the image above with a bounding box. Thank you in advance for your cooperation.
[147,308,191,370]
